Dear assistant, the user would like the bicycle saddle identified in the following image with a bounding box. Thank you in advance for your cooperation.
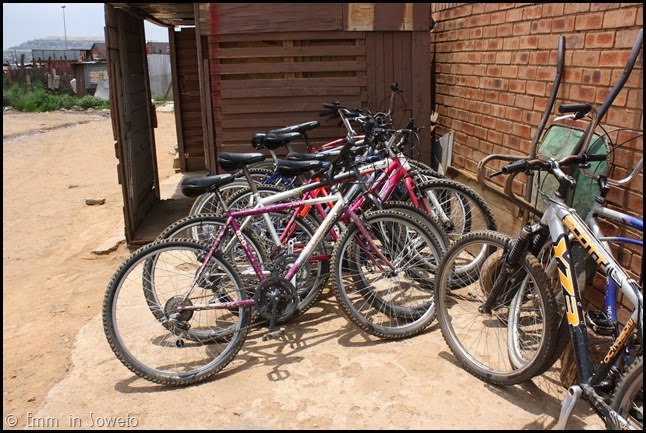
[286,151,338,162]
[180,173,236,197]
[270,121,320,135]
[218,152,266,172]
[275,159,324,177]
[262,132,301,150]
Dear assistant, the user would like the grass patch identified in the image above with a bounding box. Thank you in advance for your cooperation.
[3,82,110,112]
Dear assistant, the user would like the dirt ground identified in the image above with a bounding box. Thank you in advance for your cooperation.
[2,107,605,430]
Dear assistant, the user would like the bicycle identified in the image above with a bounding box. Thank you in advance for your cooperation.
[433,147,642,428]
[103,134,444,386]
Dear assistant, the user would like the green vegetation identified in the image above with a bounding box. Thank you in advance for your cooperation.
[3,82,110,112]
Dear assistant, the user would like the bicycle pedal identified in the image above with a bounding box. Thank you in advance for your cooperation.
[262,328,286,341]
[585,310,615,336]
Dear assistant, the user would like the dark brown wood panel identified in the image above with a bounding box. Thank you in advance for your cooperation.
[212,3,343,34]
[106,4,158,243]
[209,29,368,170]
[173,27,206,171]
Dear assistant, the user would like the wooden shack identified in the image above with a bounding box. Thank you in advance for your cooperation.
[104,3,435,244]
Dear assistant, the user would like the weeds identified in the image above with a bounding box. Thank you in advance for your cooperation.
[3,82,110,112]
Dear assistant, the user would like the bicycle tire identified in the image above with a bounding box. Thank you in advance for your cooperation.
[414,178,498,242]
[189,168,277,216]
[103,238,250,386]
[225,187,331,320]
[610,355,643,430]
[434,230,559,385]
[332,209,442,339]
[155,213,269,287]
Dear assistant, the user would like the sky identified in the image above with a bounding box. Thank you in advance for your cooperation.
[3,3,169,50]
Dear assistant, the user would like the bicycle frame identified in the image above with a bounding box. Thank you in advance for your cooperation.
[540,195,642,429]
[181,180,395,314]
[586,199,643,325]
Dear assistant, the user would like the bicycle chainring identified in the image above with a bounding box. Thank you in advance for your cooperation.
[253,277,298,323]
[272,253,312,287]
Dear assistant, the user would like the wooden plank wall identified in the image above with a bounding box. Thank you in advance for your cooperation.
[365,30,432,164]
[210,31,368,158]
[173,28,205,172]
[105,5,158,241]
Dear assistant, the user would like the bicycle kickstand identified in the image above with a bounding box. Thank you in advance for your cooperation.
[553,385,582,430]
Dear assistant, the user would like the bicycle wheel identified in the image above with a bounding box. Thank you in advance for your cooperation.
[332,209,442,339]
[434,230,559,385]
[227,187,330,320]
[381,201,450,254]
[156,214,269,287]
[103,238,250,386]
[189,169,276,216]
[415,178,497,242]
[610,355,643,430]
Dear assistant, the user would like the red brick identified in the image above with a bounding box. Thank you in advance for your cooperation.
[542,3,564,17]
[499,92,516,106]
[517,66,537,80]
[604,8,637,28]
[490,11,505,25]
[512,123,532,140]
[508,79,525,93]
[531,18,552,34]
[485,91,499,103]
[513,21,531,36]
[571,51,601,67]
[585,31,615,48]
[505,8,523,22]
[501,65,519,79]
[522,4,543,20]
[526,81,546,96]
[529,51,550,65]
[485,3,499,13]
[497,23,513,37]
[626,89,643,109]
[615,29,642,48]
[496,51,511,64]
[503,38,520,51]
[519,36,538,49]
[515,94,534,110]
[482,52,496,63]
[575,13,604,31]
[568,85,596,103]
[565,4,590,15]
[511,51,529,65]
[487,38,503,50]
[551,16,575,32]
[487,65,501,77]
[581,69,611,86]
[496,119,513,134]
[470,27,483,39]
[482,26,497,38]
[600,51,631,67]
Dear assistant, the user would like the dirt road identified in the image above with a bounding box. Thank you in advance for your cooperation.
[2,108,604,430]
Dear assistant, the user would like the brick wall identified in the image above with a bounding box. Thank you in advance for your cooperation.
[431,3,643,317]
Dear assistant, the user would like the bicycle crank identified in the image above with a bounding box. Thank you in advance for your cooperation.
[254,276,298,325]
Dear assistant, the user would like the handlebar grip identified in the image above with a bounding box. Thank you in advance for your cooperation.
[322,103,338,110]
[502,160,529,174]
[558,103,592,119]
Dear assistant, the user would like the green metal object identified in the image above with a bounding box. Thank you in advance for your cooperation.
[531,124,608,217]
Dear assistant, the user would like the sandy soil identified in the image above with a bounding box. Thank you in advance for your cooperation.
[2,107,605,430]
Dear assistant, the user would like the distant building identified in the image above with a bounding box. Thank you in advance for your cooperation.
[90,43,107,61]
[146,42,170,54]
